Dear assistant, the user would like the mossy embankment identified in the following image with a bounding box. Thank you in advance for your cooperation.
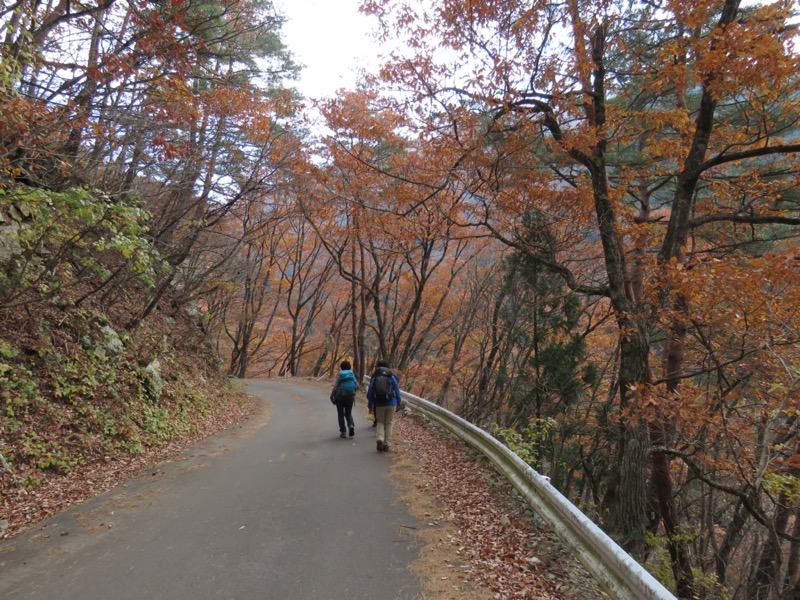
[0,300,253,539]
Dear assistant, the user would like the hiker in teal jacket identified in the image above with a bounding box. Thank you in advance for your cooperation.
[330,360,358,438]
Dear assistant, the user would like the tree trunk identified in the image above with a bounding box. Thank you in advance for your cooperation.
[653,294,695,597]
[781,510,800,600]
[716,497,751,583]
[63,9,104,161]
[650,419,694,597]
[645,4,745,591]
[615,324,651,556]
[751,495,791,600]
[578,21,654,556]
[350,235,359,374]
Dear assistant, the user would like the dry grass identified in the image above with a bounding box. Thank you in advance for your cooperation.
[392,451,494,600]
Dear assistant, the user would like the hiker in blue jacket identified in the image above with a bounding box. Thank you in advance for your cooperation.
[367,360,404,452]
[331,360,359,438]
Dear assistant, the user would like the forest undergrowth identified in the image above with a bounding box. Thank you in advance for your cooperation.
[0,297,255,540]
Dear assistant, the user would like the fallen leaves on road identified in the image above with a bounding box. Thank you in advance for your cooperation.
[0,393,256,540]
[393,412,608,600]
[4,389,608,600]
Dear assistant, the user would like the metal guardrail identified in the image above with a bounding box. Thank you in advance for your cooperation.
[393,388,677,600]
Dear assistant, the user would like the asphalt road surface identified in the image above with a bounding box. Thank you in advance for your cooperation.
[0,380,421,600]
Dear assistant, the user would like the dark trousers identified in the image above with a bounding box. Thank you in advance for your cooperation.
[336,395,355,433]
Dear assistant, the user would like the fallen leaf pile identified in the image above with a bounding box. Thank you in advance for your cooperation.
[395,412,608,600]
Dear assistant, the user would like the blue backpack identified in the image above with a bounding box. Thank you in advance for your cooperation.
[336,370,357,396]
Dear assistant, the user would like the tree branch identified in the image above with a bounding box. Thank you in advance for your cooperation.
[689,213,800,228]
[696,143,800,175]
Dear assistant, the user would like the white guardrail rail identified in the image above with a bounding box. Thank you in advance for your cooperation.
[395,388,677,600]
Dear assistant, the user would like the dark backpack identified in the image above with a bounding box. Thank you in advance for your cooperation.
[372,367,394,402]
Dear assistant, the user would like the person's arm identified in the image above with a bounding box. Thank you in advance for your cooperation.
[392,377,403,408]
[366,378,375,410]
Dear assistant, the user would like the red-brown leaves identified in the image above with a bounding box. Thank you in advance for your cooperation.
[396,414,606,599]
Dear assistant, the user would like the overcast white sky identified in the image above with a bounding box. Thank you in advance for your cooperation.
[277,0,383,100]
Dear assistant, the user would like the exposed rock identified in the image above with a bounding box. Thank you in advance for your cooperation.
[0,221,22,261]
[143,358,163,402]
[100,325,125,357]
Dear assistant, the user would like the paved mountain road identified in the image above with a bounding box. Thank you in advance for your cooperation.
[0,380,420,600]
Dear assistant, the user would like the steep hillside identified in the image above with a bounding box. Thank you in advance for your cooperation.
[0,296,254,539]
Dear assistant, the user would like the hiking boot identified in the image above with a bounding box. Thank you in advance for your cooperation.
[382,443,390,452]
[340,432,347,438]
[376,440,384,452]
[349,427,355,437]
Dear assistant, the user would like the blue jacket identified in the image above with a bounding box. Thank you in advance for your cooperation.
[367,370,402,409]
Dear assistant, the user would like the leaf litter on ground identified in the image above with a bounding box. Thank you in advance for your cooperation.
[391,411,609,600]
[4,387,609,600]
